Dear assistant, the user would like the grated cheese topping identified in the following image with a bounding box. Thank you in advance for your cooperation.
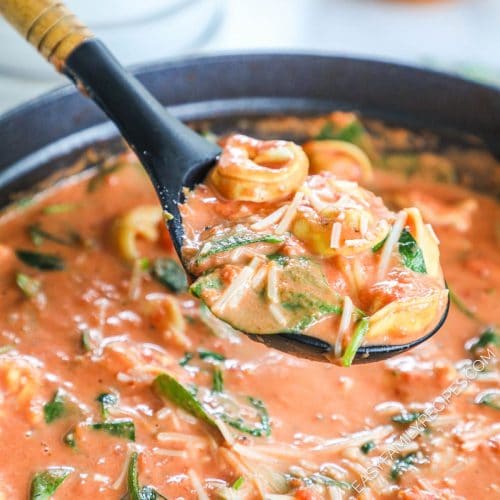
[330,222,342,249]
[213,257,261,313]
[376,211,407,281]
[275,191,304,235]
[250,205,288,231]
[269,303,287,327]
[267,262,280,303]
[334,296,354,358]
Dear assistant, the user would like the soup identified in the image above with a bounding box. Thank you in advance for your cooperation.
[0,112,498,499]
[180,129,447,364]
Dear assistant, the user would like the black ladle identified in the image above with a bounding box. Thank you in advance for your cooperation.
[1,0,449,364]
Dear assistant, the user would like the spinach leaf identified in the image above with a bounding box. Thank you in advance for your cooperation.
[30,467,72,500]
[154,373,271,437]
[372,235,388,253]
[391,411,423,425]
[475,389,500,410]
[43,390,68,424]
[196,231,284,264]
[390,453,418,481]
[469,327,499,353]
[96,392,119,419]
[90,419,135,441]
[42,203,76,215]
[449,289,477,321]
[267,253,290,265]
[87,164,124,192]
[28,224,79,247]
[151,258,188,293]
[281,293,341,331]
[398,229,426,274]
[127,452,167,500]
[212,368,224,392]
[341,317,370,367]
[16,272,41,298]
[16,249,65,271]
[287,471,350,490]
[154,373,216,427]
[198,349,226,362]
[179,352,194,366]
[315,120,365,144]
[360,440,375,454]
[190,274,222,298]
[232,477,245,490]
[194,257,342,335]
[212,394,271,437]
[80,330,93,352]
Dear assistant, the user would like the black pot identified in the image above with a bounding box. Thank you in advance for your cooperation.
[1,53,499,207]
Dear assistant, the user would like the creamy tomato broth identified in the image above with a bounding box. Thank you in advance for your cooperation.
[0,113,499,499]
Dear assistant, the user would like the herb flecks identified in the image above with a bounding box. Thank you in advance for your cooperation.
[96,392,119,419]
[90,420,135,441]
[43,390,68,424]
[127,452,166,500]
[398,228,426,274]
[212,367,224,392]
[195,231,284,264]
[390,452,420,481]
[468,327,500,354]
[151,258,188,293]
[391,411,423,425]
[16,272,41,298]
[449,288,477,321]
[30,467,73,499]
[342,317,370,367]
[360,440,375,454]
[16,249,65,271]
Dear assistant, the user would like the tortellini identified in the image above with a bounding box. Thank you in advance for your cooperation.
[291,177,392,256]
[366,290,448,340]
[209,134,309,202]
[302,140,373,184]
[111,204,163,261]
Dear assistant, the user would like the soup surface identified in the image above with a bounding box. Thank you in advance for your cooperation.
[0,113,499,499]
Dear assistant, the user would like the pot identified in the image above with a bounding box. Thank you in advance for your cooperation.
[1,53,499,206]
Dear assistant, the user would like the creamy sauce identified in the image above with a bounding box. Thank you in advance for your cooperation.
[0,120,499,499]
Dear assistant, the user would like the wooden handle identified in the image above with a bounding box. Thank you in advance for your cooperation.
[0,0,93,69]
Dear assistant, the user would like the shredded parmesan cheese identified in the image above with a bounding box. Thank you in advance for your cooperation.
[251,264,268,291]
[214,417,236,446]
[302,185,328,212]
[250,205,288,231]
[269,303,287,327]
[376,211,407,281]
[360,212,369,237]
[267,263,280,303]
[334,296,354,358]
[330,222,342,249]
[188,469,209,500]
[345,238,369,247]
[213,257,260,313]
[275,191,304,234]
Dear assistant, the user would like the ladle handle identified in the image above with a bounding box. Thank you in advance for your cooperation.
[0,0,93,68]
[0,0,221,219]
